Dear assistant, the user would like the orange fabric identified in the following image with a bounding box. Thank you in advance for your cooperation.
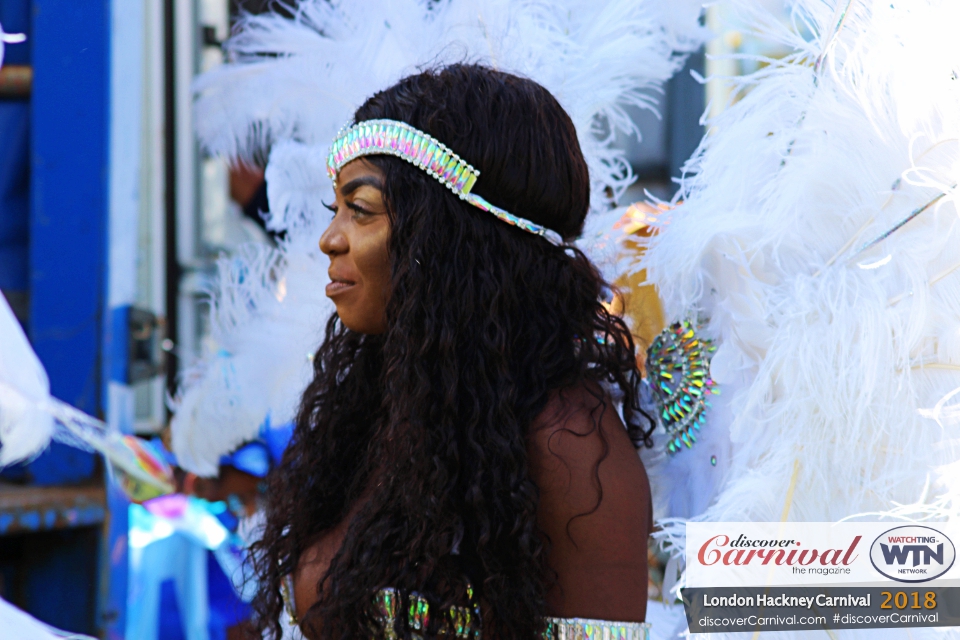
[610,202,667,372]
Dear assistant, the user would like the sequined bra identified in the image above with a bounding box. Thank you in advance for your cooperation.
[280,576,650,640]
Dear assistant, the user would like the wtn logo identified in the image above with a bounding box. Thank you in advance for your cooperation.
[880,543,944,567]
[871,526,956,583]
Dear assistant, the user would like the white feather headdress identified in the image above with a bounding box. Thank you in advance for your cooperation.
[643,0,960,576]
[172,0,708,475]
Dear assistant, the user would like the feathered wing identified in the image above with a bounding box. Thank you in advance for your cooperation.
[642,0,960,574]
[174,0,708,475]
[0,294,55,465]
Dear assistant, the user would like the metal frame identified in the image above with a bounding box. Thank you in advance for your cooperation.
[136,0,169,435]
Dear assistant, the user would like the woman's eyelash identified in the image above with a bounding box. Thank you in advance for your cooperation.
[346,202,372,215]
[322,200,371,216]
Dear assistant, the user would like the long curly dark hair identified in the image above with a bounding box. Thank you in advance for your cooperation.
[251,63,653,640]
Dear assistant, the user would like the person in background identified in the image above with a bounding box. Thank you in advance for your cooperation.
[229,162,278,242]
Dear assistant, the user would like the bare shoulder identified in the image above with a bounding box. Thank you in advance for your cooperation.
[529,383,650,512]
[528,383,652,622]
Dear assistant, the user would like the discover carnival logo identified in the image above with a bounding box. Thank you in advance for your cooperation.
[697,533,862,570]
[869,525,956,583]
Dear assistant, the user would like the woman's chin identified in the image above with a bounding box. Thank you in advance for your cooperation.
[337,310,387,335]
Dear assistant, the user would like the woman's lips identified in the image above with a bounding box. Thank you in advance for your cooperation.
[325,279,356,297]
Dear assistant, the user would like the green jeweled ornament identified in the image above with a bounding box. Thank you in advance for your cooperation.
[647,320,719,454]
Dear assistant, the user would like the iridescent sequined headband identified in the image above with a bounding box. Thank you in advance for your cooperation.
[326,119,564,246]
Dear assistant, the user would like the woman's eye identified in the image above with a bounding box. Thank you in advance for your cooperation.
[347,203,373,219]
[322,200,337,216]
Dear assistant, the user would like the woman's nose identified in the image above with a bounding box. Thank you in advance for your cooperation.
[319,216,348,256]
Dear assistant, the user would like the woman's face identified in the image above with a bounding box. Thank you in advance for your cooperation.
[319,159,391,334]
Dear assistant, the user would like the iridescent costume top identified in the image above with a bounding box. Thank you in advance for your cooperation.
[280,576,651,640]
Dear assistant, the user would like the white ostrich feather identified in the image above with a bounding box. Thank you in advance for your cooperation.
[170,233,331,476]
[194,0,707,222]
[173,0,708,474]
[0,293,55,465]
[642,0,960,580]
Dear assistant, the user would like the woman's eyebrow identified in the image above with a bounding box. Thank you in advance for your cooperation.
[339,175,384,196]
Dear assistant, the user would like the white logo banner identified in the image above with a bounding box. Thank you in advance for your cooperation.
[686,522,960,588]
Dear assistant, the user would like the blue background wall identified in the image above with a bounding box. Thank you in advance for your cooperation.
[27,0,109,485]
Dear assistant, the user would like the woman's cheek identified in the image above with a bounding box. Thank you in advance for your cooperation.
[353,221,392,332]
[358,224,392,300]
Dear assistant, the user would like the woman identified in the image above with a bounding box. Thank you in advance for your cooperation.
[253,64,655,640]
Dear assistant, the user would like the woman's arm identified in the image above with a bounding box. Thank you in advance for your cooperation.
[292,495,368,634]
[528,384,652,622]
